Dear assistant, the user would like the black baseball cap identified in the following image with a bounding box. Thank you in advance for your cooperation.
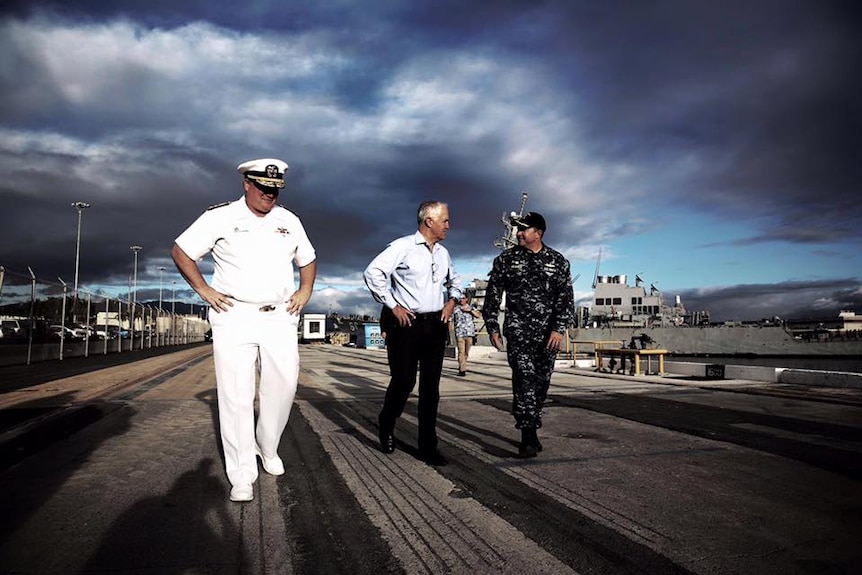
[513,212,546,232]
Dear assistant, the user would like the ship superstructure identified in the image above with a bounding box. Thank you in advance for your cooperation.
[584,273,690,328]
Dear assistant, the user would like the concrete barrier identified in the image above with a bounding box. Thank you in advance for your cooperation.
[665,361,862,389]
[664,361,730,378]
[724,364,785,382]
[667,362,786,383]
[666,363,788,383]
[780,369,862,389]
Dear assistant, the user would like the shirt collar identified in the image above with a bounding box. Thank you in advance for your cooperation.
[412,230,437,250]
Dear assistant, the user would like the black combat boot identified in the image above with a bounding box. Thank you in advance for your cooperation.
[519,428,538,459]
[530,428,543,452]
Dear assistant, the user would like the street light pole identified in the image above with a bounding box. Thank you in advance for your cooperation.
[71,202,90,322]
[129,246,142,307]
[130,246,142,334]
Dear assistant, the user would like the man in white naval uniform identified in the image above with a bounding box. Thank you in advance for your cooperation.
[172,158,316,502]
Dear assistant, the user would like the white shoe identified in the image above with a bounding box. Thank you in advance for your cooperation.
[255,444,285,476]
[230,483,253,502]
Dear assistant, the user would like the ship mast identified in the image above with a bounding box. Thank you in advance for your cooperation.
[591,247,602,288]
[493,192,529,250]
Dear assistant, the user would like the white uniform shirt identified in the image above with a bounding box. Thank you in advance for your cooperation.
[364,231,461,313]
[175,198,316,304]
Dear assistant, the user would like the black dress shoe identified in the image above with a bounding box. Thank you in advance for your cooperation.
[419,451,448,466]
[379,430,395,454]
[518,442,538,459]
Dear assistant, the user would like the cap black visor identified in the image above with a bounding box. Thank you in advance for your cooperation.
[249,179,280,195]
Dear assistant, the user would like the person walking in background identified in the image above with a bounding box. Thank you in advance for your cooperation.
[364,201,462,466]
[172,158,317,502]
[482,212,574,458]
[452,295,481,376]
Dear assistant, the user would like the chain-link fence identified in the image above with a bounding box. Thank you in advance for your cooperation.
[0,265,209,367]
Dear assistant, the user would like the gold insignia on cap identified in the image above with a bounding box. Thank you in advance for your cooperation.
[237,158,288,188]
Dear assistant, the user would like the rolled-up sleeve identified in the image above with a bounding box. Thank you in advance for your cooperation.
[364,243,399,309]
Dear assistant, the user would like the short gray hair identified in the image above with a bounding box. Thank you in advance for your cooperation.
[417,200,447,226]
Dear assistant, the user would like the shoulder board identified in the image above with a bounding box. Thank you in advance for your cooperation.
[206,201,231,211]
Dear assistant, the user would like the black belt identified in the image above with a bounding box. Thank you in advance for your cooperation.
[413,311,442,321]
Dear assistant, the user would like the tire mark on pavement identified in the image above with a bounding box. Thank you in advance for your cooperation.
[545,393,862,480]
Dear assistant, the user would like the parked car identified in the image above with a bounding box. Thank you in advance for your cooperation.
[106,327,130,339]
[0,325,17,341]
[93,328,116,339]
[1,319,22,335]
[48,325,82,340]
[70,324,96,339]
[1,319,26,342]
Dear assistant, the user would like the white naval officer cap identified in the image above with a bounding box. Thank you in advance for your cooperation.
[237,158,288,189]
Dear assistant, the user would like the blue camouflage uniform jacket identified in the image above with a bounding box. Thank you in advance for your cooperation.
[482,244,575,342]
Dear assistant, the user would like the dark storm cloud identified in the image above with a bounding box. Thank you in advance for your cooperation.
[519,2,862,245]
[678,278,862,323]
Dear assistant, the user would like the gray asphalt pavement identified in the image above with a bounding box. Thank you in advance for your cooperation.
[0,344,860,574]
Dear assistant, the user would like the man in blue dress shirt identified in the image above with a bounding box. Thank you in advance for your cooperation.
[364,201,462,466]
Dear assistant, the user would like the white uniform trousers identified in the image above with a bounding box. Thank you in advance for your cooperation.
[208,301,300,486]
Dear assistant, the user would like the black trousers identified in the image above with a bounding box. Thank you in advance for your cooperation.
[379,309,447,453]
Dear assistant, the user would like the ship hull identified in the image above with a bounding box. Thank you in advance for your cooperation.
[570,326,862,357]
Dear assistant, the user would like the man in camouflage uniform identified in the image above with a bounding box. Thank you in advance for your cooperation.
[482,212,575,458]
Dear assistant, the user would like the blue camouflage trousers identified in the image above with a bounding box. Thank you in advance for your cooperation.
[506,337,557,429]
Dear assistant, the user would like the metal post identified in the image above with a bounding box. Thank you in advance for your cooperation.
[158,266,166,346]
[84,293,91,358]
[139,306,145,351]
[118,299,123,354]
[129,245,142,312]
[71,202,90,322]
[143,306,148,349]
[26,267,36,365]
[58,277,67,360]
[171,281,176,345]
[129,246,142,351]
[103,297,109,355]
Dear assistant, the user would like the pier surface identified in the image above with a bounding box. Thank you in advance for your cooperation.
[1,344,860,574]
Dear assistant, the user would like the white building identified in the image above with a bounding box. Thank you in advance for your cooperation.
[301,313,327,342]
